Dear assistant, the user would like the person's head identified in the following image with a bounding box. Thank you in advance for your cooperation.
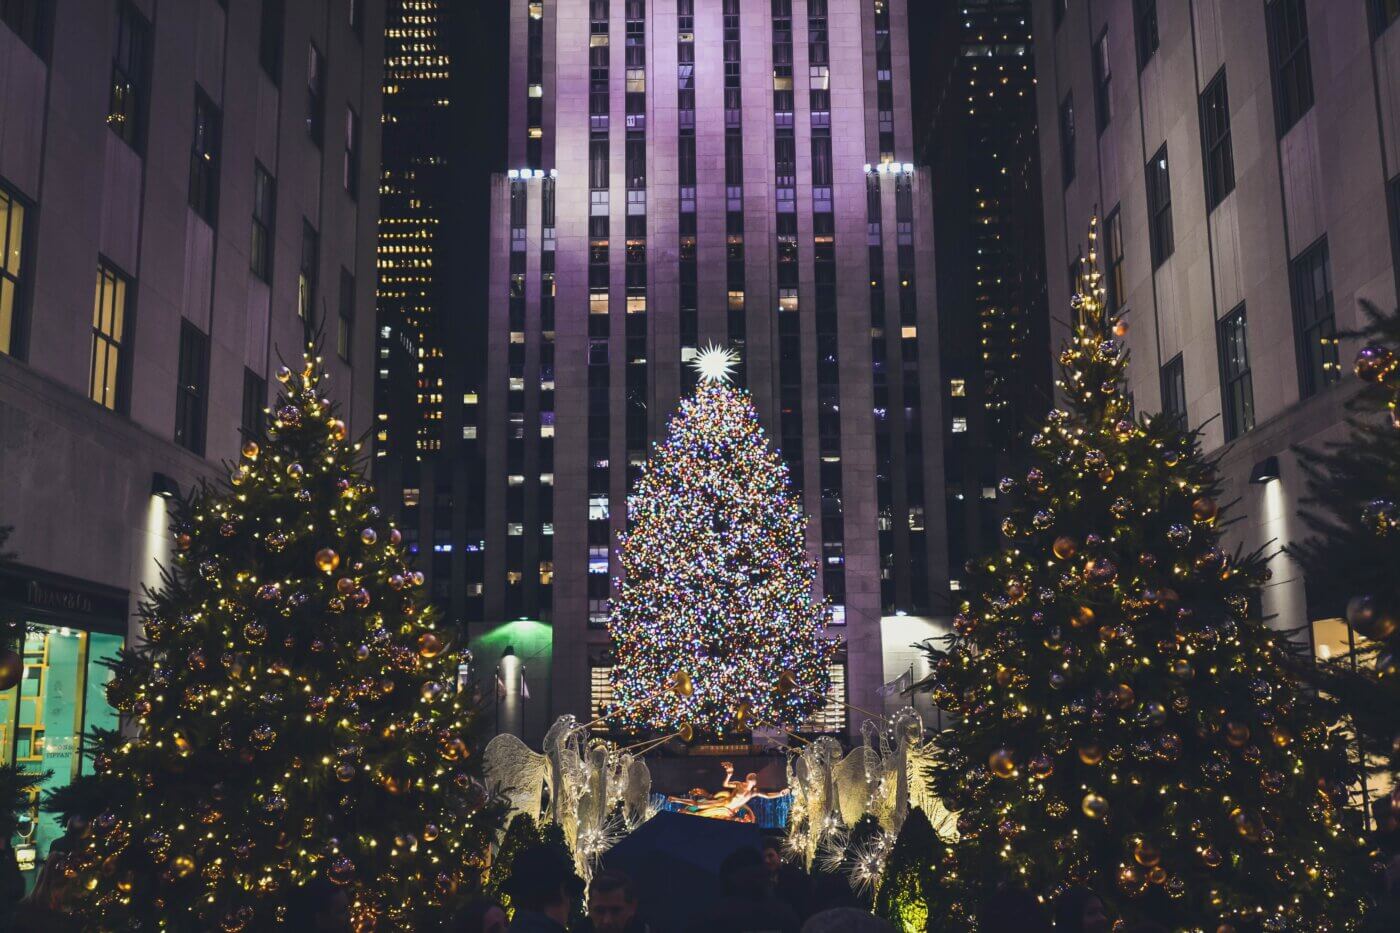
[286,876,352,932]
[1053,886,1110,933]
[719,845,768,899]
[759,836,784,875]
[976,884,1049,933]
[744,773,759,790]
[452,898,508,933]
[504,845,584,924]
[587,870,639,933]
[800,907,897,933]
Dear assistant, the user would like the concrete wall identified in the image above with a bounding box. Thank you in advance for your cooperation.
[0,0,384,637]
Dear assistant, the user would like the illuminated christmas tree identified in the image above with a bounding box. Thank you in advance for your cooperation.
[1290,303,1400,789]
[64,350,495,931]
[921,223,1368,929]
[607,346,836,736]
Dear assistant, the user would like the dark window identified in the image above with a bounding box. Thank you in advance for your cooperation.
[0,180,30,358]
[343,106,359,197]
[259,0,284,84]
[1373,0,1400,36]
[1145,144,1173,267]
[189,88,221,225]
[338,267,354,361]
[1059,93,1076,187]
[1160,354,1186,424]
[1199,69,1235,211]
[90,261,131,411]
[1133,0,1158,70]
[1266,0,1313,136]
[175,320,210,455]
[306,44,325,146]
[1389,176,1400,298]
[0,0,46,54]
[1290,237,1340,398]
[1092,28,1112,133]
[251,162,275,282]
[299,220,318,321]
[1104,206,1125,311]
[1217,305,1255,441]
[241,368,266,440]
[1052,0,1066,29]
[108,1,150,151]
[812,135,833,187]
[349,0,363,38]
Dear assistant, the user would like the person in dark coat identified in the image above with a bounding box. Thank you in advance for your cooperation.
[575,870,652,933]
[760,835,810,921]
[505,845,585,933]
[688,845,800,933]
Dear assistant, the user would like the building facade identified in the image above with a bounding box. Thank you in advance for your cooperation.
[1031,0,1400,652]
[0,0,383,876]
[915,0,1052,592]
[481,0,949,742]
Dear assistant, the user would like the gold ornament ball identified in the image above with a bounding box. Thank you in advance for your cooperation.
[241,440,260,460]
[327,856,356,885]
[988,747,1018,779]
[1082,792,1109,820]
[1191,496,1219,523]
[389,527,403,546]
[1224,721,1251,747]
[1070,605,1096,628]
[411,571,426,587]
[315,548,341,574]
[329,419,348,442]
[1052,536,1078,560]
[670,670,694,697]
[1134,840,1162,867]
[418,632,446,658]
[361,527,378,546]
[276,365,293,383]
[1078,744,1105,766]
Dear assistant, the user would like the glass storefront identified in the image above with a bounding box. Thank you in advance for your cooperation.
[1,623,123,881]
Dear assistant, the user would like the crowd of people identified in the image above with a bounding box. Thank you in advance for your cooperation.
[5,823,1400,931]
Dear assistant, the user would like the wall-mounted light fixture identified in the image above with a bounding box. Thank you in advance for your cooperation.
[1249,455,1280,485]
[150,472,180,499]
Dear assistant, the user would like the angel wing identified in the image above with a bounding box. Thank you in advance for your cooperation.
[482,732,551,824]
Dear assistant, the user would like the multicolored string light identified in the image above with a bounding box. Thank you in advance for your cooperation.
[607,365,836,736]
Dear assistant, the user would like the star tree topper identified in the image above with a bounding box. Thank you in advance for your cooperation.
[691,343,740,384]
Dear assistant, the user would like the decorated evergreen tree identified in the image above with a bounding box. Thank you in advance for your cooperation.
[874,808,942,932]
[921,224,1368,929]
[607,347,836,736]
[485,813,544,916]
[1290,303,1400,790]
[63,349,496,930]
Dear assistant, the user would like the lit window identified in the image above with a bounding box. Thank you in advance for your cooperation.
[949,378,966,397]
[951,417,968,433]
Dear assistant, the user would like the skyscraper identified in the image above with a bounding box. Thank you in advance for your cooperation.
[376,0,454,605]
[376,0,505,625]
[913,0,1052,588]
[481,0,947,742]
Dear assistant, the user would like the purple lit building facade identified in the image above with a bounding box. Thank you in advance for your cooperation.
[478,0,949,742]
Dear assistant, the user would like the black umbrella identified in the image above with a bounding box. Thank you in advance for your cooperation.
[600,810,763,932]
